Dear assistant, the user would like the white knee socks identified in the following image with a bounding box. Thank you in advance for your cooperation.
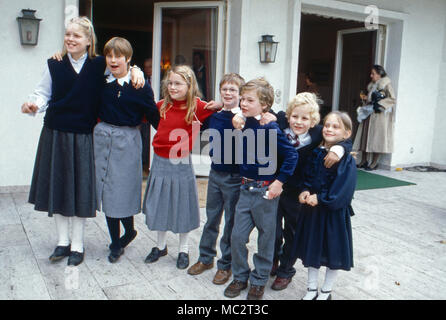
[302,267,320,300]
[317,268,338,300]
[179,233,189,253]
[54,214,70,246]
[157,231,167,249]
[71,216,86,253]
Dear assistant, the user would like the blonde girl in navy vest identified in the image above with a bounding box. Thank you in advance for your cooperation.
[21,17,144,267]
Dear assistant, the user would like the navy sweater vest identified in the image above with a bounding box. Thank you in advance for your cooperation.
[44,55,106,134]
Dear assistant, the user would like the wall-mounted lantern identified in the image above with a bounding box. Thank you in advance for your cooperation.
[258,35,278,63]
[17,9,42,46]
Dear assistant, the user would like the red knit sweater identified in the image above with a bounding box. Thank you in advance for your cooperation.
[152,97,215,158]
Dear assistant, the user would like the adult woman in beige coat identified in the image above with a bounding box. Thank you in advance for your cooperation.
[353,65,396,170]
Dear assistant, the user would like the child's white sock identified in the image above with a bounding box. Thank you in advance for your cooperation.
[54,214,70,246]
[71,217,86,253]
[157,231,167,249]
[316,268,338,300]
[302,267,319,300]
[179,233,189,253]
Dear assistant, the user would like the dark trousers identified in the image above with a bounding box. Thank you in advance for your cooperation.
[273,190,300,279]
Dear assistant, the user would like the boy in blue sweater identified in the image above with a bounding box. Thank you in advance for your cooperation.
[224,78,298,300]
[187,73,245,285]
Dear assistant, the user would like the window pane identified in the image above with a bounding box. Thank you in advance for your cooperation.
[161,8,218,101]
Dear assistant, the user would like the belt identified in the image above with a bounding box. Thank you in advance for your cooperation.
[241,177,272,188]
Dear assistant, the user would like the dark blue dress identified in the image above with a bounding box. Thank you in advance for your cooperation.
[291,146,356,271]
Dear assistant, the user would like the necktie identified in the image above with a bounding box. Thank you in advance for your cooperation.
[286,133,300,148]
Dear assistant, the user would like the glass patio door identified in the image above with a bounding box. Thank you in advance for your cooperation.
[151,1,225,176]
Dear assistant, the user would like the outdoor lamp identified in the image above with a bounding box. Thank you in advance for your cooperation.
[258,35,278,63]
[17,9,42,46]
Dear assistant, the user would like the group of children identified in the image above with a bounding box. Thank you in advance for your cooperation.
[22,16,356,301]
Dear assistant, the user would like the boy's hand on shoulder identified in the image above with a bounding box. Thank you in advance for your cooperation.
[51,52,63,61]
[324,151,340,168]
[260,112,277,125]
[299,191,310,204]
[130,67,145,89]
[232,114,245,129]
[204,100,223,110]
[306,194,318,207]
[267,180,283,199]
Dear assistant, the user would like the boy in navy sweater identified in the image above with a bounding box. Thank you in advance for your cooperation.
[187,73,245,285]
[224,78,298,300]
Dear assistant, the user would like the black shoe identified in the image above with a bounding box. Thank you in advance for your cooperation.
[68,251,85,266]
[120,230,137,248]
[357,161,368,169]
[177,252,189,269]
[49,245,71,262]
[144,246,167,263]
[108,247,124,263]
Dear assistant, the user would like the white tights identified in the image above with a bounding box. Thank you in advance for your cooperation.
[157,231,189,253]
[54,215,86,253]
[302,267,338,300]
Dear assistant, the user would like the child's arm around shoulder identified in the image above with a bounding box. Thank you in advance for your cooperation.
[316,154,357,211]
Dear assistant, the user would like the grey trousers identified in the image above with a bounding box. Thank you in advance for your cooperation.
[231,183,280,286]
[198,169,241,270]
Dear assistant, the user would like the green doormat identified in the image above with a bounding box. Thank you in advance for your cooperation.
[356,170,416,190]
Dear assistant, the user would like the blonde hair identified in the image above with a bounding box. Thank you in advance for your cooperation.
[63,16,97,58]
[219,73,245,91]
[103,37,133,68]
[323,111,353,138]
[240,78,274,112]
[160,65,200,124]
[286,92,320,125]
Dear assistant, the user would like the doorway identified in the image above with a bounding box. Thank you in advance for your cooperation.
[297,14,384,137]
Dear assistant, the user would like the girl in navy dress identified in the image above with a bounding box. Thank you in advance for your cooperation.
[291,111,356,300]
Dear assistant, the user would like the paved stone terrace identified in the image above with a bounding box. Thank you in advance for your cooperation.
[0,169,445,300]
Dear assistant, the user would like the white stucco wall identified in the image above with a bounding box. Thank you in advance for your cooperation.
[0,0,65,187]
[236,0,300,112]
[431,13,446,167]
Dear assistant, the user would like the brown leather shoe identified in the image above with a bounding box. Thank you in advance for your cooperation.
[224,280,248,298]
[212,269,232,285]
[271,277,292,291]
[247,284,265,300]
[187,261,214,275]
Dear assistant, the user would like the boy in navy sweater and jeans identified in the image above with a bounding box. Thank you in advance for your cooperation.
[187,73,245,285]
[224,78,298,300]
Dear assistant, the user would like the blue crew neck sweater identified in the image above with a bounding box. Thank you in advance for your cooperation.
[99,80,159,128]
[238,117,298,183]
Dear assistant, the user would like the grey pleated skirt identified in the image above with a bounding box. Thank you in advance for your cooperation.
[94,122,142,218]
[142,153,200,233]
[28,126,97,218]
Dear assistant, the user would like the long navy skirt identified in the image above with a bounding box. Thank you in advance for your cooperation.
[28,126,97,218]
[291,204,354,271]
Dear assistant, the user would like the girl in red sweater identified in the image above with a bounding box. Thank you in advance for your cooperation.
[143,65,216,269]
